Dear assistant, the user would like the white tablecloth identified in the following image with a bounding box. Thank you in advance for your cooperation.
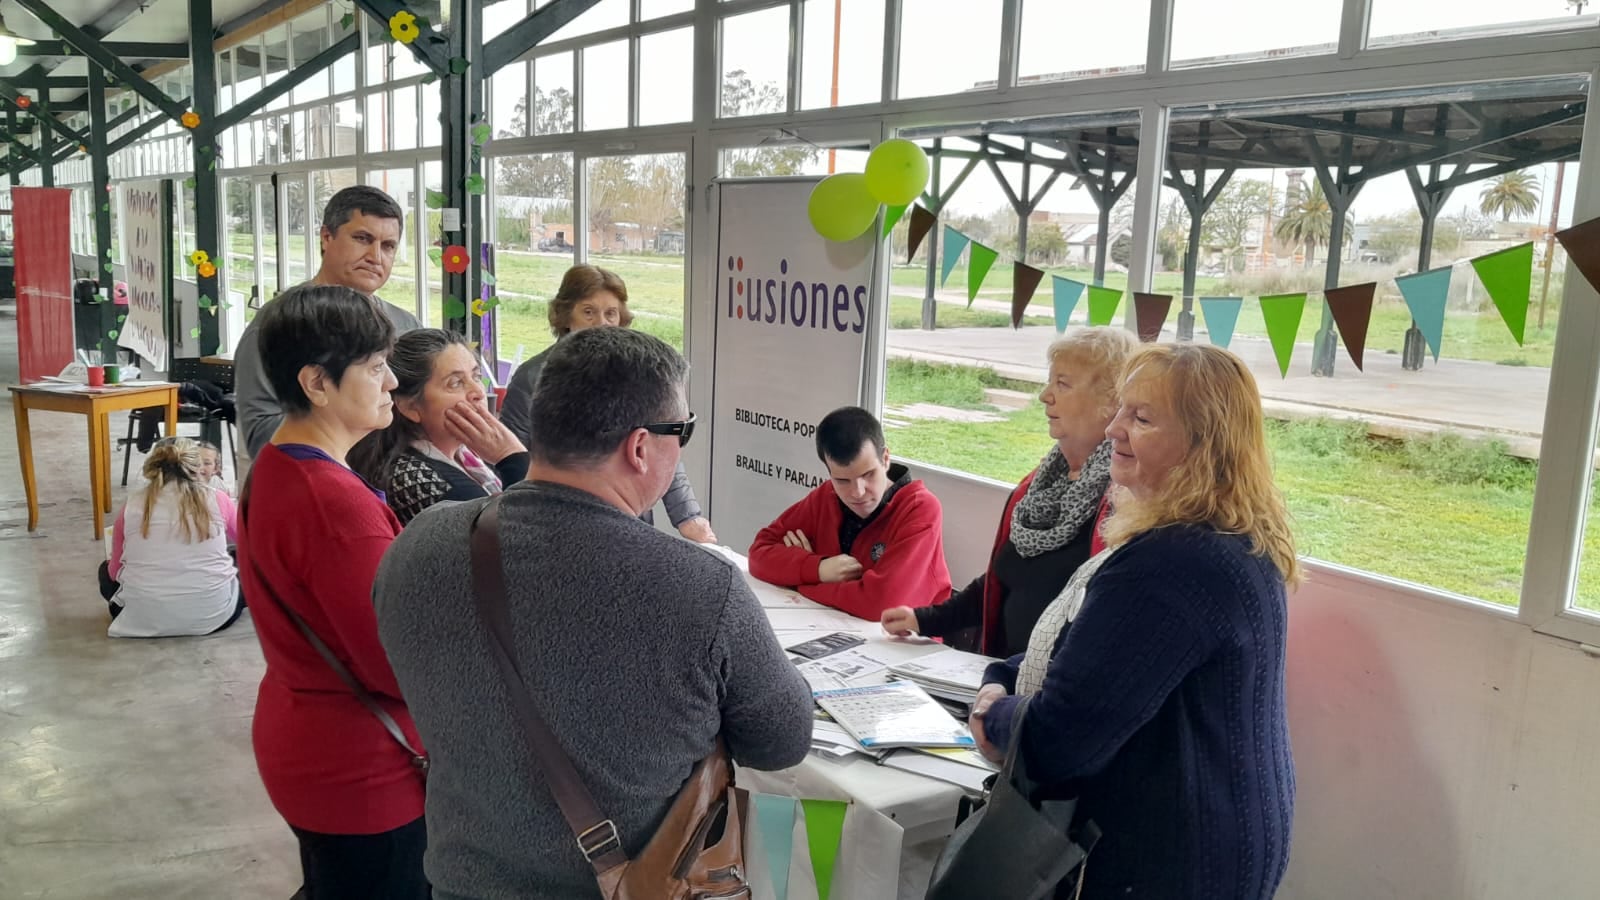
[702,545,972,900]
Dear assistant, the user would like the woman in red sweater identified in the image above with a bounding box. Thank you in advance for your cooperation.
[881,327,1139,658]
[236,284,428,898]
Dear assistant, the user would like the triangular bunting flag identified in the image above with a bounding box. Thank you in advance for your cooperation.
[801,799,848,900]
[1555,215,1600,296]
[1258,293,1307,377]
[754,794,796,900]
[881,203,908,240]
[1012,262,1045,327]
[1133,292,1173,342]
[1052,276,1087,333]
[1324,283,1376,371]
[1395,267,1453,362]
[1470,242,1533,346]
[967,242,999,306]
[1086,285,1122,326]
[906,205,937,262]
[940,225,969,286]
[1197,297,1243,349]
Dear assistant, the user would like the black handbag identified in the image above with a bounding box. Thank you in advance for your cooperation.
[925,698,1096,900]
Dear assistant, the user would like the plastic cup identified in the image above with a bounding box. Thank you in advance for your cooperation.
[86,365,105,387]
[103,364,122,385]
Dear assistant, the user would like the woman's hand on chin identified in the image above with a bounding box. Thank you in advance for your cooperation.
[443,401,525,463]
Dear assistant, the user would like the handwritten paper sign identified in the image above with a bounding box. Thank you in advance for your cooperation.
[117,181,168,367]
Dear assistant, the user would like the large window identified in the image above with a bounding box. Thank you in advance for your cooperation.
[897,0,1002,99]
[1018,0,1149,82]
[1170,0,1341,66]
[585,152,688,350]
[488,152,574,364]
[1368,0,1598,46]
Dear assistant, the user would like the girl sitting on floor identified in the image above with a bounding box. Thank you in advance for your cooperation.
[98,437,244,638]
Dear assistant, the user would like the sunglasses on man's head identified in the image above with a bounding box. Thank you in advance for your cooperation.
[638,411,696,447]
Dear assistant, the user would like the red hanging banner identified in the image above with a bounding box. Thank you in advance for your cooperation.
[12,187,75,383]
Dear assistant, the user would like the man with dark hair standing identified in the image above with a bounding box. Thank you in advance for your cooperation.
[748,406,953,619]
[372,327,812,900]
[235,185,421,456]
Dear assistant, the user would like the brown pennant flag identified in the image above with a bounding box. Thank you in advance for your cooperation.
[1324,282,1376,371]
[906,205,938,263]
[1133,292,1173,342]
[1555,215,1600,296]
[1012,263,1045,328]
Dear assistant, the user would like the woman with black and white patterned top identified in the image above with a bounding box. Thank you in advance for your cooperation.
[350,328,529,525]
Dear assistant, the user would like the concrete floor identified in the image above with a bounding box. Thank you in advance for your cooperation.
[0,306,299,898]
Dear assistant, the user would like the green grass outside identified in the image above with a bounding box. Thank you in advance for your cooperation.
[882,357,1600,612]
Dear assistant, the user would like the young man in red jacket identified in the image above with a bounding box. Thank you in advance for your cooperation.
[748,406,952,619]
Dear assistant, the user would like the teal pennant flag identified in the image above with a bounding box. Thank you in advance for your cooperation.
[1198,297,1244,349]
[940,226,970,287]
[1052,276,1087,332]
[1396,267,1454,362]
[753,793,796,900]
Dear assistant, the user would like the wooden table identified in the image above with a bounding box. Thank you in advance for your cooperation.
[9,383,179,540]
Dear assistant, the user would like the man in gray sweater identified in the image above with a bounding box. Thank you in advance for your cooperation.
[374,327,814,900]
[234,185,420,457]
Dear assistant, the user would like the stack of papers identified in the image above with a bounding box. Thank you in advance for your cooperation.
[887,648,997,705]
[809,719,886,761]
[881,746,997,792]
[814,681,975,751]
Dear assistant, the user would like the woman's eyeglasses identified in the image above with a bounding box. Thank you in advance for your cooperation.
[638,412,696,448]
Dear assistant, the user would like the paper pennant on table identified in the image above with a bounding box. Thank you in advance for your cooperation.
[801,799,848,900]
[967,242,999,306]
[907,205,937,262]
[1197,297,1243,349]
[1012,262,1045,327]
[1324,282,1376,371]
[1133,292,1173,342]
[940,225,969,286]
[881,203,908,240]
[1470,242,1533,347]
[1395,267,1453,362]
[1258,293,1307,377]
[753,794,796,900]
[1555,215,1600,296]
[1086,285,1122,326]
[1052,276,1087,332]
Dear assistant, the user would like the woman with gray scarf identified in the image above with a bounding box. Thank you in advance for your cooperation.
[882,327,1139,658]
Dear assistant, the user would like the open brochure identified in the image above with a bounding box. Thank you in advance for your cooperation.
[813,681,976,750]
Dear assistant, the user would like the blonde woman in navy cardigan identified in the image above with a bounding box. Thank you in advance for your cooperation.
[972,343,1300,900]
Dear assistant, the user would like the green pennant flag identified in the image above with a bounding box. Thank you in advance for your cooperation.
[881,203,908,239]
[1086,285,1122,326]
[1470,242,1533,346]
[801,799,848,900]
[967,242,999,306]
[1259,293,1307,377]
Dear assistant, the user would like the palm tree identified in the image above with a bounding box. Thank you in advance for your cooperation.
[1478,171,1541,222]
[1274,181,1352,268]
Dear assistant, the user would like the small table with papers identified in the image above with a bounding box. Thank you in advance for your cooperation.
[9,381,179,540]
[700,544,997,900]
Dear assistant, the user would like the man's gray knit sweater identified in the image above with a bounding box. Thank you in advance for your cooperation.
[373,481,814,900]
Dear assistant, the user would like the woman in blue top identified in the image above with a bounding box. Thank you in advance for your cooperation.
[971,342,1300,900]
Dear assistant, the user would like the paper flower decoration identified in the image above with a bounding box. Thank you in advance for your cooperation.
[390,10,420,44]
[197,261,217,279]
[16,96,30,109]
[79,144,87,153]
[188,249,210,268]
[442,244,470,274]
[181,111,201,129]
[471,298,487,316]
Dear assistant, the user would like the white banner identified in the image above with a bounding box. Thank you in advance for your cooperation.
[117,180,167,367]
[709,179,877,553]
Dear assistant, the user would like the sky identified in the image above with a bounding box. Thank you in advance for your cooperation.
[505,0,1589,226]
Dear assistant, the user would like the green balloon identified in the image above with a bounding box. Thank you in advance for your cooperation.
[808,173,880,242]
[865,139,930,206]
